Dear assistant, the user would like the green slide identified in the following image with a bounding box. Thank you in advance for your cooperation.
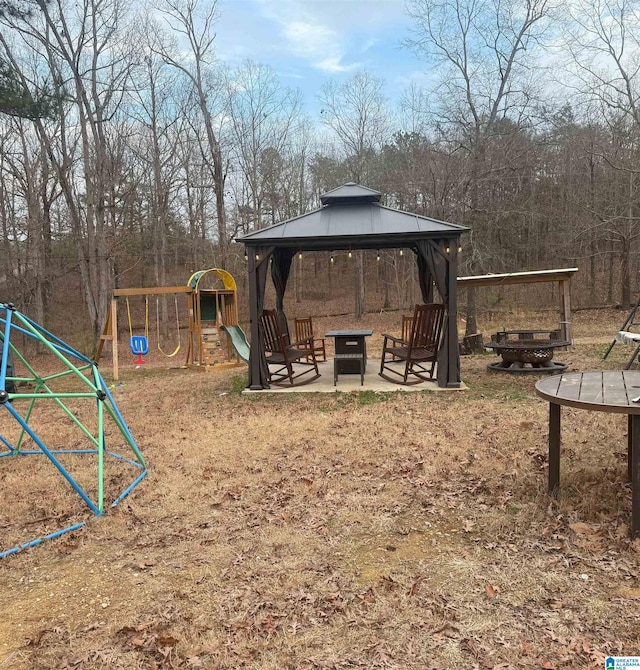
[222,325,250,364]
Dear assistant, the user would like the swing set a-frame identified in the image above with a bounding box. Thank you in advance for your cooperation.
[603,295,640,369]
[94,269,242,381]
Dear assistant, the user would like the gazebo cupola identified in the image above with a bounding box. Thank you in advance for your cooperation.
[319,182,382,206]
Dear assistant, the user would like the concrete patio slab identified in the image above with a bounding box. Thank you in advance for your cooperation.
[243,358,468,394]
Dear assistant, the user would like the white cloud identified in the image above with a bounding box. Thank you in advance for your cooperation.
[214,0,416,113]
[283,21,337,58]
[393,69,432,89]
[253,1,375,72]
[315,56,362,73]
[360,38,379,53]
[277,70,305,80]
[280,19,360,72]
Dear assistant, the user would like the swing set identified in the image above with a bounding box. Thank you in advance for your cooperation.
[125,295,182,365]
[94,269,241,380]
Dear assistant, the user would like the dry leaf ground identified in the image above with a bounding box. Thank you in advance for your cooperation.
[1,308,639,669]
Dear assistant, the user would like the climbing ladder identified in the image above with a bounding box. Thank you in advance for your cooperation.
[603,295,640,368]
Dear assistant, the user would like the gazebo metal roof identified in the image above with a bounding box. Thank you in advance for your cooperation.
[239,182,468,250]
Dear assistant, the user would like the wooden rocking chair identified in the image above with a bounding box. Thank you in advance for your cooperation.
[379,303,445,385]
[294,317,327,362]
[260,309,321,387]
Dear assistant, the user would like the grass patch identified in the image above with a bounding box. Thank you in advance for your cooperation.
[356,389,389,405]
[228,373,248,394]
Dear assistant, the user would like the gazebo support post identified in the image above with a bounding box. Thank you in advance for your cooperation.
[445,240,460,388]
[247,247,274,390]
[247,252,261,390]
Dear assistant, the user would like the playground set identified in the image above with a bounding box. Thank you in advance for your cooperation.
[0,302,146,558]
[95,269,249,381]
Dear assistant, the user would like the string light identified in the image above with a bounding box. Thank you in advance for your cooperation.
[445,247,450,253]
[399,249,403,256]
[348,251,352,259]
[458,245,463,253]
[255,253,260,260]
[298,252,303,260]
[330,255,334,264]
[376,250,380,262]
[244,253,248,261]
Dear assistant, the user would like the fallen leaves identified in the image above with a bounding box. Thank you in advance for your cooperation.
[569,522,598,536]
[463,519,476,533]
[485,583,498,599]
[2,356,638,669]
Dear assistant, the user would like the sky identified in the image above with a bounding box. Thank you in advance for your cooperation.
[214,0,425,115]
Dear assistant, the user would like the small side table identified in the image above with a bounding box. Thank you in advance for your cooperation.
[333,353,364,386]
[326,330,373,386]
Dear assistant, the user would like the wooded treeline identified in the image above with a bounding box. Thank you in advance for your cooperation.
[1,0,639,342]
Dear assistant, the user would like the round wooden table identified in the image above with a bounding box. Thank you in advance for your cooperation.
[536,371,640,537]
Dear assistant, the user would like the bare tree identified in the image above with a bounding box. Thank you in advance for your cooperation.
[1,0,137,340]
[1,119,59,323]
[226,60,303,230]
[405,0,555,334]
[127,15,186,303]
[319,71,392,183]
[563,0,640,307]
[153,0,229,266]
[318,71,392,319]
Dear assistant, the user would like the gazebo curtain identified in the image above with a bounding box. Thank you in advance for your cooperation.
[248,246,294,389]
[415,239,461,388]
[271,248,295,339]
[248,246,273,389]
[416,251,435,303]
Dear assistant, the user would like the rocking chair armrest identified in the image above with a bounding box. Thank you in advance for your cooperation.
[381,333,407,346]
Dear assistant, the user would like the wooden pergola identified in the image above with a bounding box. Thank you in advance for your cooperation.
[238,183,469,390]
[457,267,578,343]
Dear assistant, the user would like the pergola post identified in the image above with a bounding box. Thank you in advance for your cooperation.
[247,247,274,389]
[559,279,572,347]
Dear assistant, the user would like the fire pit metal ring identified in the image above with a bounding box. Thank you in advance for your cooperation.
[484,329,570,374]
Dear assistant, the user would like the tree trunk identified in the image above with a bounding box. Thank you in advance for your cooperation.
[621,235,631,309]
[465,286,478,335]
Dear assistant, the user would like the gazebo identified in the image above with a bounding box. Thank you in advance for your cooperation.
[238,183,469,390]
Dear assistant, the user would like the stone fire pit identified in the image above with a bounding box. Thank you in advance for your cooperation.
[484,329,569,374]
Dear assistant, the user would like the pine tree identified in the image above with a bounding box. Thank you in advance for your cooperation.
[0,0,57,119]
